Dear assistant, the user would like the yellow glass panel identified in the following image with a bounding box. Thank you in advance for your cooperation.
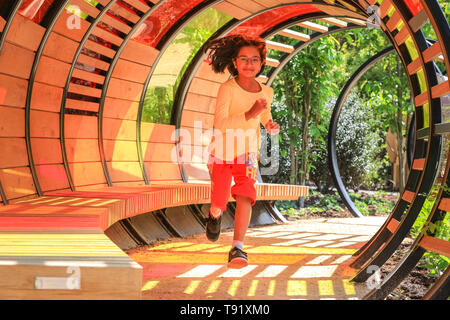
[405,37,419,62]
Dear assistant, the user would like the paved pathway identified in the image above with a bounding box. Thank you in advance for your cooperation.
[127,217,386,300]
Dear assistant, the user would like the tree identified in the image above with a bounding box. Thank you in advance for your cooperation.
[271,31,343,187]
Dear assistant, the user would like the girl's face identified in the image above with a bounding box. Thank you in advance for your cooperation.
[233,46,263,78]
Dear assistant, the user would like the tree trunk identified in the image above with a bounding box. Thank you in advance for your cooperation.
[396,58,405,193]
[300,88,311,186]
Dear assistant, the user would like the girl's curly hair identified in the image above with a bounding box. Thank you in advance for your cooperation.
[204,34,267,77]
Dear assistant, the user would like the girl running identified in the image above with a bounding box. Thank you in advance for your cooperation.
[204,35,280,269]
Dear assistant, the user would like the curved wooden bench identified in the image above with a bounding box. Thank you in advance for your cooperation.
[0,182,307,299]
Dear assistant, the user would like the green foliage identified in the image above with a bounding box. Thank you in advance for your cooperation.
[275,190,395,217]
[410,187,450,278]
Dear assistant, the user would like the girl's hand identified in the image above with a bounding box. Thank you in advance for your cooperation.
[246,98,267,120]
[265,119,280,135]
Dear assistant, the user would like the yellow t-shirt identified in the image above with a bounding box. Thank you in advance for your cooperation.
[208,77,273,163]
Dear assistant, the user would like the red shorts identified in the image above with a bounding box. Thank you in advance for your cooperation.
[209,153,258,211]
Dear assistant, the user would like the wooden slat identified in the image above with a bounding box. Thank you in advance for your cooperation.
[0,167,36,200]
[379,0,393,19]
[112,58,151,83]
[6,14,45,52]
[401,190,416,203]
[35,56,71,88]
[52,9,90,42]
[213,1,251,19]
[422,41,442,63]
[0,138,28,169]
[70,162,107,186]
[141,142,176,162]
[420,236,450,257]
[341,17,367,26]
[92,25,123,47]
[266,40,294,53]
[65,98,99,113]
[393,26,410,45]
[414,91,428,107]
[35,164,70,191]
[0,73,28,108]
[278,29,310,42]
[189,78,221,98]
[31,138,63,165]
[77,53,110,71]
[30,110,59,138]
[144,162,182,181]
[386,9,401,31]
[69,0,101,19]
[66,138,101,162]
[104,140,139,162]
[140,123,176,144]
[103,118,136,141]
[387,218,400,233]
[0,42,34,79]
[183,92,216,114]
[318,17,348,28]
[121,0,151,13]
[103,97,139,120]
[0,106,25,137]
[297,21,328,33]
[266,57,280,68]
[438,198,450,212]
[412,158,425,170]
[72,68,105,84]
[227,0,265,12]
[121,40,159,66]
[65,114,98,139]
[107,162,143,182]
[181,110,214,129]
[106,78,144,101]
[178,127,212,147]
[68,83,102,98]
[257,75,268,84]
[195,61,230,83]
[409,10,429,33]
[110,3,141,24]
[407,58,422,75]
[84,39,116,59]
[431,80,450,99]
[44,32,79,64]
[101,13,132,35]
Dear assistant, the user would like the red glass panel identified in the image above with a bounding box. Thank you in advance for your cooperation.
[228,4,320,38]
[131,0,203,48]
[404,0,423,16]
[18,0,54,24]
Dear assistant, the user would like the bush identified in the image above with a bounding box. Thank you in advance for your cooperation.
[310,93,388,192]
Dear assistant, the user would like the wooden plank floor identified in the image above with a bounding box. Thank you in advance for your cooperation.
[129,217,386,300]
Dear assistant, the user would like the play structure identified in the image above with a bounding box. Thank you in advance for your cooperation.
[0,0,448,299]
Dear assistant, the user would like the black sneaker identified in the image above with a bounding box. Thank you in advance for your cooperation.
[228,247,248,269]
[205,213,222,242]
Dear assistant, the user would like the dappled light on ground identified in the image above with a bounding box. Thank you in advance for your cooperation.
[127,217,385,300]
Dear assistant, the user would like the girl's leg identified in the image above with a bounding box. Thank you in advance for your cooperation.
[233,195,252,246]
